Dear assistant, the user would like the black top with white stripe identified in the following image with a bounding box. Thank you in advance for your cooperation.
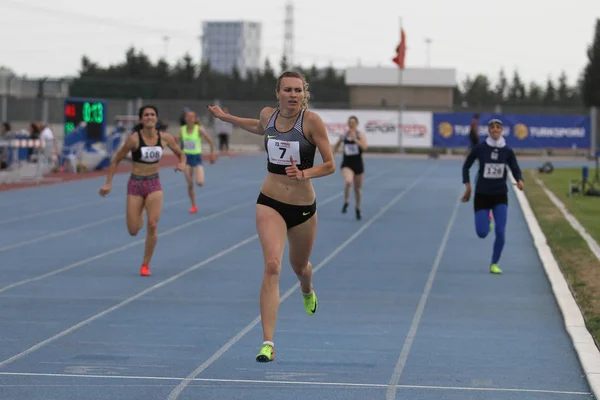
[263,109,316,175]
[341,132,363,162]
[131,131,163,164]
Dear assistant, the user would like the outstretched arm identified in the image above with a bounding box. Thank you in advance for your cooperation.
[207,105,268,136]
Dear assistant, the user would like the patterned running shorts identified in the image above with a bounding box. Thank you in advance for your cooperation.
[127,173,162,198]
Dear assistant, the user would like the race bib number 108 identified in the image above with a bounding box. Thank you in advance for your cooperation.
[267,139,300,165]
[141,146,162,162]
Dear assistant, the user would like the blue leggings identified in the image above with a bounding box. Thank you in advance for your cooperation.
[475,204,507,264]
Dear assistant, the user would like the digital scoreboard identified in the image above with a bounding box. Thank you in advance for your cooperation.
[64,98,106,141]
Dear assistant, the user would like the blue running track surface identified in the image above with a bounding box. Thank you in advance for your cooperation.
[0,154,595,400]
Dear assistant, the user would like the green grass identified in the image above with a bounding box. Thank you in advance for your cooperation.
[537,167,600,242]
[524,167,600,346]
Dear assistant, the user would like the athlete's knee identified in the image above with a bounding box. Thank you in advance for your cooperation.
[147,219,159,234]
[292,260,311,275]
[195,179,204,187]
[476,230,488,239]
[128,227,140,236]
[475,225,489,238]
[264,258,282,277]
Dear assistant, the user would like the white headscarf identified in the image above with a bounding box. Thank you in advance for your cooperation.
[486,136,506,148]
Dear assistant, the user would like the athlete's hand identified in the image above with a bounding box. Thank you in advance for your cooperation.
[285,156,304,180]
[99,183,111,197]
[207,105,226,120]
[175,161,186,172]
[461,188,471,203]
[209,152,216,164]
[516,180,524,191]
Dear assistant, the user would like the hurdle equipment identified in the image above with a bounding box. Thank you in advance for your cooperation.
[10,139,46,149]
[0,138,57,186]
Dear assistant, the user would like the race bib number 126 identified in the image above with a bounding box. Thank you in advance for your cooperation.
[267,139,300,165]
[483,163,505,179]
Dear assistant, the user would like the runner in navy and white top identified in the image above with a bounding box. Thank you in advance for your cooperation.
[333,115,367,220]
[461,118,524,275]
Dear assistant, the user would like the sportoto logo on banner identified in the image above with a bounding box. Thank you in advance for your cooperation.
[311,109,433,148]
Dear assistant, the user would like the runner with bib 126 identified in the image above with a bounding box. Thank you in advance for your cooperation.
[461,118,524,275]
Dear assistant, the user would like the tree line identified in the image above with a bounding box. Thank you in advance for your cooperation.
[69,19,600,108]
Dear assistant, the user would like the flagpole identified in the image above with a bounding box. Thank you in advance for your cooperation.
[397,17,404,153]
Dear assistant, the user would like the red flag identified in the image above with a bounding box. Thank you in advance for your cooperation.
[392,28,406,69]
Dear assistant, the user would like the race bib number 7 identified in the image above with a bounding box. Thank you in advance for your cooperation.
[267,139,300,165]
[483,163,505,179]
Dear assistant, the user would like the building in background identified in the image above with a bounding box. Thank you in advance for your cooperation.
[345,67,457,111]
[201,21,262,78]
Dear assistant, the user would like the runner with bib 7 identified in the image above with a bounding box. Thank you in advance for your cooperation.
[207,70,335,363]
[461,118,524,275]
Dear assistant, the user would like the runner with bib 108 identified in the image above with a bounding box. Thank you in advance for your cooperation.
[461,118,524,275]
[99,105,186,277]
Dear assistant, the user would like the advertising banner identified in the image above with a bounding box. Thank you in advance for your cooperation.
[432,112,590,149]
[312,109,433,148]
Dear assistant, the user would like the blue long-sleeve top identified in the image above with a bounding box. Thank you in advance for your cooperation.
[462,142,523,195]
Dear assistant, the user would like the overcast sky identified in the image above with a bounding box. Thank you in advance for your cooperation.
[2,0,599,87]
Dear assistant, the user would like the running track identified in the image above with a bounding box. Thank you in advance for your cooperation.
[0,154,595,399]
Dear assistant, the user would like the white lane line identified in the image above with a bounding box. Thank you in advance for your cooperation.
[0,236,258,369]
[0,183,251,253]
[386,193,462,400]
[165,164,437,400]
[0,169,394,368]
[0,370,590,395]
[0,180,184,225]
[0,202,247,294]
